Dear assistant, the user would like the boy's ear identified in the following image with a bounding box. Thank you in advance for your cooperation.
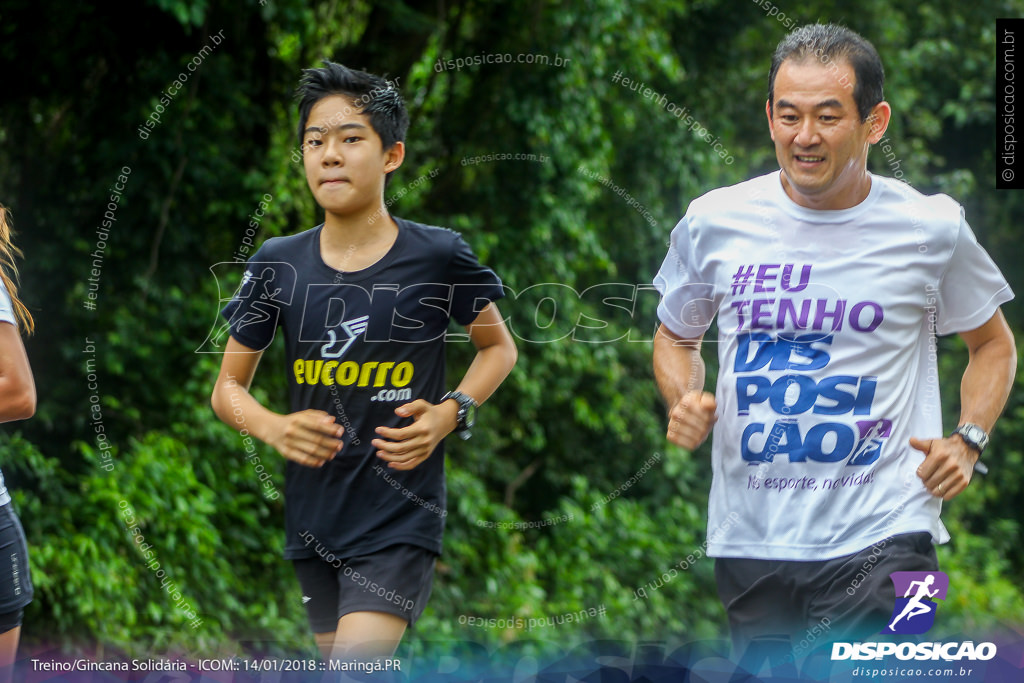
[384,141,405,174]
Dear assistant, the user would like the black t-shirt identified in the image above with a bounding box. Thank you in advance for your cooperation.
[221,218,505,558]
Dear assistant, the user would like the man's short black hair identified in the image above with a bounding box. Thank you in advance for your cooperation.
[296,61,409,152]
[768,24,884,122]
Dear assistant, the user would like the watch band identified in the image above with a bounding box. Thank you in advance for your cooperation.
[441,390,477,440]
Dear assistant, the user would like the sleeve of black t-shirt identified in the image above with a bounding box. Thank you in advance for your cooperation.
[448,233,506,326]
[220,242,297,350]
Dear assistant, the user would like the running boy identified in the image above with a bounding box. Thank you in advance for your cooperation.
[211,62,517,662]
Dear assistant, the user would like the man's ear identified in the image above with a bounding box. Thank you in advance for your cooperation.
[766,99,776,142]
[866,101,891,144]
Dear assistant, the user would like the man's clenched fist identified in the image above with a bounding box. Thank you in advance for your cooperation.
[667,390,717,449]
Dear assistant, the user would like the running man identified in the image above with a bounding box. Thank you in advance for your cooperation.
[652,23,1016,654]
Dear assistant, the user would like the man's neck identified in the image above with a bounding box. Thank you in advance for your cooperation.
[780,170,872,211]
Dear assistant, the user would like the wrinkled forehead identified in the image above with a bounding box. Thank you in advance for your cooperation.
[773,56,857,108]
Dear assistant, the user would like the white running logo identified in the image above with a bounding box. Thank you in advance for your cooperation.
[888,574,938,630]
[321,315,370,359]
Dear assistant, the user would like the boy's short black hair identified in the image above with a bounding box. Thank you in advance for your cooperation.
[768,23,884,122]
[296,61,409,152]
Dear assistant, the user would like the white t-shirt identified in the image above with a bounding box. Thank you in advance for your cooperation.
[654,171,1013,561]
[0,279,16,507]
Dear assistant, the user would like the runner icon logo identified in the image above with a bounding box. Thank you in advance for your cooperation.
[881,571,949,635]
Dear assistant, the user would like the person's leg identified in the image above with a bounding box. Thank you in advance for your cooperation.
[715,557,808,649]
[715,556,814,677]
[0,505,32,683]
[0,625,19,683]
[331,611,407,660]
[293,558,343,660]
[329,544,436,661]
[314,630,336,661]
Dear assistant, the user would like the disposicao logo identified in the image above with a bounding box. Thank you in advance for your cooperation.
[882,570,948,635]
[831,570,997,662]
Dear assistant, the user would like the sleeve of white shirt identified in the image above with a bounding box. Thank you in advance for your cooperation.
[0,278,16,328]
[935,212,1014,336]
[653,214,717,339]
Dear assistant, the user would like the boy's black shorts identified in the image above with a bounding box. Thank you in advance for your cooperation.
[0,504,33,632]
[715,531,937,650]
[293,543,436,633]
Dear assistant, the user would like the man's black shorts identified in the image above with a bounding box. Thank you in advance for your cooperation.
[293,543,436,633]
[0,504,33,632]
[715,531,938,649]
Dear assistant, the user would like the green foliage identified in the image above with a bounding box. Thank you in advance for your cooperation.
[2,421,305,656]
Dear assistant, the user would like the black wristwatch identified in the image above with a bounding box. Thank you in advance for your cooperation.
[441,390,477,440]
[952,423,990,474]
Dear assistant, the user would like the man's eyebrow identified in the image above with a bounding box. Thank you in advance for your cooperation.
[775,98,846,110]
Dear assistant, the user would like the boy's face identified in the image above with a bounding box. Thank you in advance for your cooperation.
[302,95,404,219]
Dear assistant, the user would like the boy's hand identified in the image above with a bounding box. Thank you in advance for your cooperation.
[372,399,459,471]
[267,409,344,468]
[667,390,717,450]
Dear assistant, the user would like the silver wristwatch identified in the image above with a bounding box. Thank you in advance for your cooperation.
[952,423,990,474]
[952,423,989,454]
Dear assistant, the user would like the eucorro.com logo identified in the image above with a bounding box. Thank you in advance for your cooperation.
[832,571,997,662]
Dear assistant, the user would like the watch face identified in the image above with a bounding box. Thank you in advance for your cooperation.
[958,425,988,451]
[463,401,476,428]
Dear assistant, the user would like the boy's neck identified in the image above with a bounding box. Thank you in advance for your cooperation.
[320,201,399,271]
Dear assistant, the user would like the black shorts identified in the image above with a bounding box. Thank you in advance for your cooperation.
[715,532,937,653]
[0,504,33,632]
[293,543,436,633]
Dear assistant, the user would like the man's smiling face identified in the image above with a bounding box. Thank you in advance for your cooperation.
[767,57,889,210]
